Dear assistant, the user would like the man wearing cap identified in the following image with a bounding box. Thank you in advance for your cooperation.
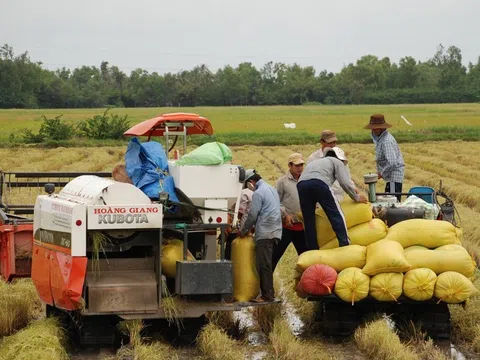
[307,129,358,202]
[298,147,368,250]
[365,114,405,201]
[307,129,338,163]
[224,169,255,259]
[272,153,308,270]
[240,173,282,302]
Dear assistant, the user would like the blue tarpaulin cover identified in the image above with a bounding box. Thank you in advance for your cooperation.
[125,138,179,205]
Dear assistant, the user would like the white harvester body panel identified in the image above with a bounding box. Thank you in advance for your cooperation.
[34,196,87,256]
[34,176,164,256]
[168,161,243,224]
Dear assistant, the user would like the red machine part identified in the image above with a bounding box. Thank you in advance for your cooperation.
[124,113,214,139]
[0,223,33,281]
[32,243,87,310]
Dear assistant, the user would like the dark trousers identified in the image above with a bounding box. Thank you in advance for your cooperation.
[272,228,307,271]
[385,182,403,202]
[297,179,349,250]
[224,232,238,260]
[256,238,278,301]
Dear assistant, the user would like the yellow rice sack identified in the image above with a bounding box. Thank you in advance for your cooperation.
[321,219,388,250]
[455,227,463,245]
[334,267,370,305]
[403,268,437,301]
[386,219,460,248]
[405,245,476,278]
[296,245,366,273]
[298,198,373,247]
[161,239,195,278]
[369,273,403,302]
[362,239,411,276]
[434,271,478,304]
[231,235,260,302]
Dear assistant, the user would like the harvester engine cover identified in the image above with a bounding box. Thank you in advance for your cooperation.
[32,175,163,312]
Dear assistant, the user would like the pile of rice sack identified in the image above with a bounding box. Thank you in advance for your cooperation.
[295,205,478,305]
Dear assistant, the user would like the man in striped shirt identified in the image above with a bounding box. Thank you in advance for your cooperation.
[364,114,405,201]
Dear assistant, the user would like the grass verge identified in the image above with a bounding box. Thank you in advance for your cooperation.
[206,311,248,341]
[395,318,449,360]
[197,322,245,360]
[354,318,421,360]
[450,273,480,353]
[269,318,334,360]
[116,342,176,360]
[116,319,178,360]
[0,278,42,337]
[0,318,68,360]
[251,303,283,336]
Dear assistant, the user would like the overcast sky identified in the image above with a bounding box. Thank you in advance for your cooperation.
[1,0,479,75]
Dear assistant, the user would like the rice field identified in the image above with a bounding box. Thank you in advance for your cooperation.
[1,139,480,358]
[1,103,480,146]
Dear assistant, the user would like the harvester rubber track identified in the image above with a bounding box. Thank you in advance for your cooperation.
[46,305,122,348]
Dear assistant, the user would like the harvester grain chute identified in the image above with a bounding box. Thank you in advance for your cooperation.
[1,113,275,347]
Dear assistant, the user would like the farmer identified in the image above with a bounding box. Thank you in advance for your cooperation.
[272,153,308,270]
[364,114,405,201]
[240,173,282,303]
[224,169,255,260]
[307,130,357,201]
[307,129,338,163]
[297,147,368,251]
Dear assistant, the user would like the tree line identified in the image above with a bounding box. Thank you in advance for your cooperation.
[1,44,479,108]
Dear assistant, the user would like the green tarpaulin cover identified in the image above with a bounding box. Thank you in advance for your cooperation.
[176,142,233,165]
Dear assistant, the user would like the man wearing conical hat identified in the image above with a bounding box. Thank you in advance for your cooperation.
[364,114,405,201]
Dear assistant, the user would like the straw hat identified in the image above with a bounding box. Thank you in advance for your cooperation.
[364,114,392,129]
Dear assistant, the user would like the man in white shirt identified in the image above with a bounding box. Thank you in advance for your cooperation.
[307,129,338,163]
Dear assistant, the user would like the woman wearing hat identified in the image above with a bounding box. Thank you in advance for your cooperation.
[365,114,405,201]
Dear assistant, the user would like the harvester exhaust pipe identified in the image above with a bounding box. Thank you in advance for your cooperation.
[363,173,379,203]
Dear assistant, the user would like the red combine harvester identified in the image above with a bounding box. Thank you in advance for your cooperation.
[0,112,214,282]
[0,171,112,281]
[1,113,275,347]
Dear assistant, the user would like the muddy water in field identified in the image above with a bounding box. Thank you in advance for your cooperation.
[235,308,269,360]
[70,348,116,360]
[70,345,203,360]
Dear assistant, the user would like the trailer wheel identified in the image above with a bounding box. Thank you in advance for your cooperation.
[392,303,451,340]
[322,301,364,337]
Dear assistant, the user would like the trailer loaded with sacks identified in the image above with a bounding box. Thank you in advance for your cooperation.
[294,176,477,340]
